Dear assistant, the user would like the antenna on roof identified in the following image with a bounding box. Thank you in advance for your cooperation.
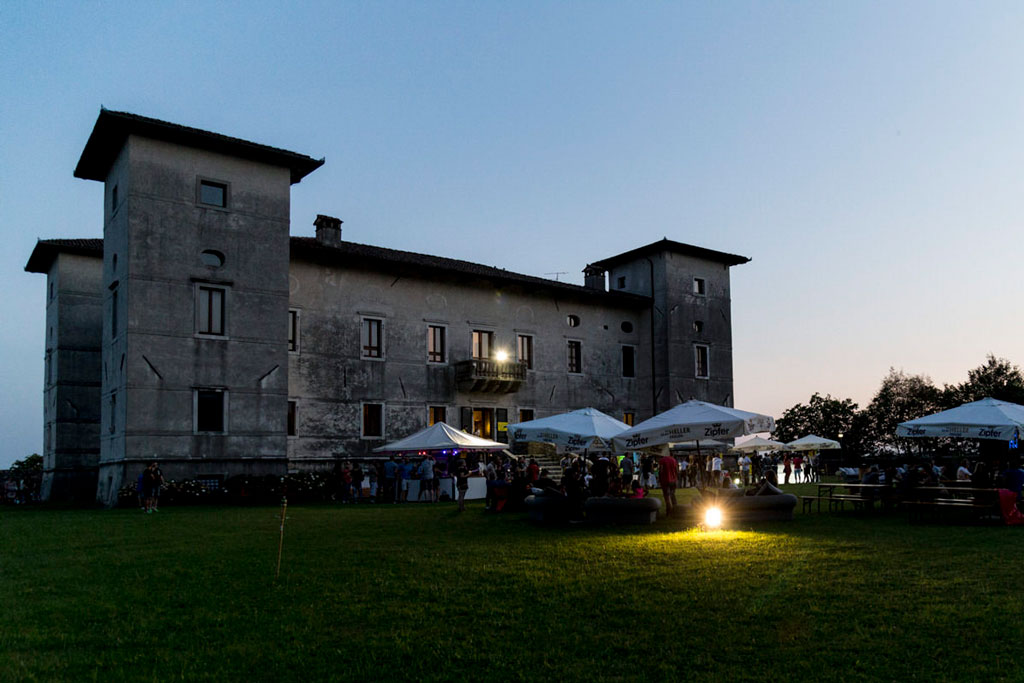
[545,272,569,281]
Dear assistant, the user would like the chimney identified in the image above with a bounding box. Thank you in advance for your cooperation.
[583,264,606,291]
[314,214,342,244]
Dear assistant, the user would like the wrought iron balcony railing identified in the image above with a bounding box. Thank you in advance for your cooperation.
[454,359,527,394]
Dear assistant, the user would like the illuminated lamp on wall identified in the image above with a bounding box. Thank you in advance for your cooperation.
[495,350,509,362]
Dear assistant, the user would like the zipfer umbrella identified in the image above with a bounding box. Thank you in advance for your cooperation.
[612,400,775,451]
[786,435,841,451]
[896,397,1024,441]
[731,436,789,452]
[507,407,630,450]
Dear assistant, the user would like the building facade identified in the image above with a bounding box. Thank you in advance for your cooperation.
[26,110,750,506]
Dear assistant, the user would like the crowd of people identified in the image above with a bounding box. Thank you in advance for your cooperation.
[856,458,1024,497]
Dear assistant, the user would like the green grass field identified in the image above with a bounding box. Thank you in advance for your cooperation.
[3,485,1023,682]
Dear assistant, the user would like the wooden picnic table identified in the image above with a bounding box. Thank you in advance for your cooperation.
[811,482,889,513]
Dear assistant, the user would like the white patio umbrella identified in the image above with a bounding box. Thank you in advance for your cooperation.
[896,397,1024,441]
[786,435,841,451]
[671,439,731,451]
[372,422,507,453]
[507,407,630,450]
[731,436,790,452]
[612,400,775,451]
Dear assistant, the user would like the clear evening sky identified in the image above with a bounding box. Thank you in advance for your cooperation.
[2,2,1021,467]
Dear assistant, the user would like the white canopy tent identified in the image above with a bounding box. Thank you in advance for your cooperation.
[612,400,775,451]
[786,435,841,451]
[507,407,630,450]
[372,422,507,453]
[896,397,1024,441]
[731,436,789,452]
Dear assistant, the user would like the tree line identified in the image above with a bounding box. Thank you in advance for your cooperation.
[771,355,1024,458]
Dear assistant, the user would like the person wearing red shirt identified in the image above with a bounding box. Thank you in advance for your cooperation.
[658,451,679,515]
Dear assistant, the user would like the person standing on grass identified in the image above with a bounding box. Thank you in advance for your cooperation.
[657,449,679,515]
[620,454,634,488]
[455,458,470,512]
[399,456,414,503]
[418,455,435,502]
[738,454,751,487]
[711,453,723,488]
[141,462,160,513]
[783,455,792,485]
[793,454,803,483]
[351,462,364,502]
[384,454,398,503]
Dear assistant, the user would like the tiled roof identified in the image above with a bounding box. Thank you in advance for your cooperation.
[24,239,104,273]
[290,237,649,304]
[74,109,324,184]
[590,238,750,269]
[23,236,650,305]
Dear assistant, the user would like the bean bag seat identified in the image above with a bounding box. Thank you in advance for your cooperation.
[524,492,573,524]
[708,491,798,523]
[584,496,662,525]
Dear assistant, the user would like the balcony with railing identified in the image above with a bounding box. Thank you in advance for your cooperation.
[454,358,527,393]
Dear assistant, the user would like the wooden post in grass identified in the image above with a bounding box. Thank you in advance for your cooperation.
[275,496,288,580]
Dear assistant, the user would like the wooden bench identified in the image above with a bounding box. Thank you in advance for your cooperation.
[903,499,998,524]
[827,494,876,512]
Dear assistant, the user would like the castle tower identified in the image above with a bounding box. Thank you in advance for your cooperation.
[73,110,322,505]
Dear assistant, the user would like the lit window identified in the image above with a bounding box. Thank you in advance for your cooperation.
[362,318,383,358]
[288,310,300,352]
[472,330,493,360]
[622,345,636,378]
[428,406,446,426]
[517,334,533,369]
[428,325,446,363]
[287,400,297,436]
[362,403,384,438]
[198,179,228,208]
[567,340,582,374]
[693,278,706,296]
[623,412,635,427]
[196,285,226,336]
[195,389,226,433]
[695,344,709,379]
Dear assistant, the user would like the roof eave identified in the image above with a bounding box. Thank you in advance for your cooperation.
[73,109,325,184]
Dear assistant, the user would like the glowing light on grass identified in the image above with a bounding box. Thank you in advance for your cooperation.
[704,506,723,529]
[734,478,742,486]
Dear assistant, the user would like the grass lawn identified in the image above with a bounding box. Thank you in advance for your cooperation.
[3,484,1023,682]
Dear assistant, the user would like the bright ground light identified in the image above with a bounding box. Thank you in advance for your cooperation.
[704,507,723,528]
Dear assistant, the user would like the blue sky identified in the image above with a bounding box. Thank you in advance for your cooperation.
[2,2,1022,467]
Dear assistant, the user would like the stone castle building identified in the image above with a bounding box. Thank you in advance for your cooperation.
[26,110,750,506]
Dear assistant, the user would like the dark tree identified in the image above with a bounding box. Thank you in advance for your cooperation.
[862,369,942,454]
[772,393,859,446]
[943,355,1024,407]
[10,454,43,472]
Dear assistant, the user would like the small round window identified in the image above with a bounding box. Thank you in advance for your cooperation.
[200,250,225,268]
[567,314,580,328]
[621,321,634,333]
